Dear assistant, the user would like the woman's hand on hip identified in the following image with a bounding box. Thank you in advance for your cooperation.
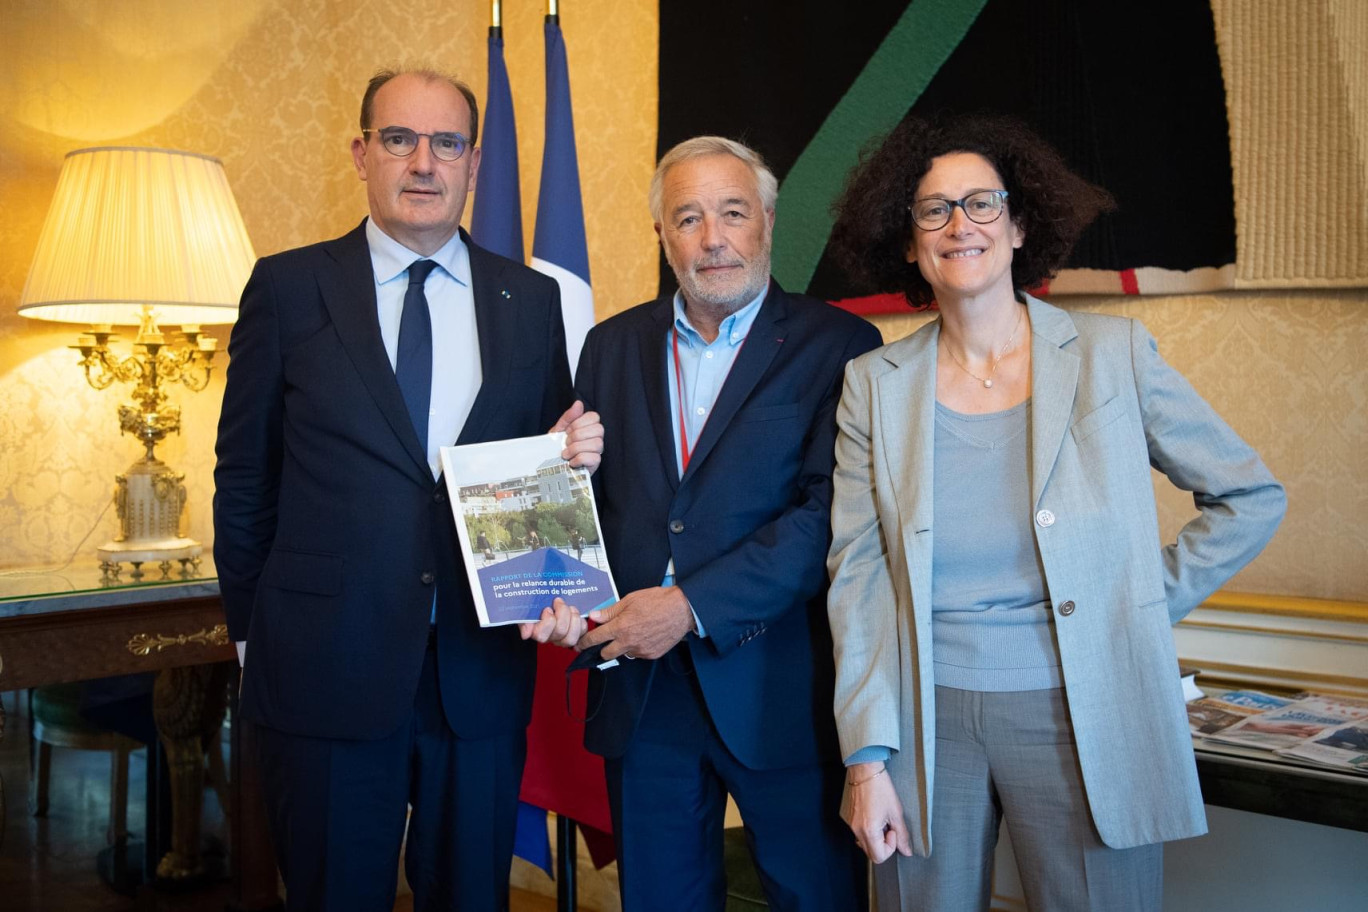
[847,762,912,864]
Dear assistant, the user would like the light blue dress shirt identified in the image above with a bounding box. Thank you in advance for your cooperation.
[660,288,767,638]
[664,289,766,478]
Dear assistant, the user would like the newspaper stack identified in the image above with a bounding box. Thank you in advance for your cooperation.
[1197,692,1368,774]
[1186,690,1290,735]
[1276,720,1368,773]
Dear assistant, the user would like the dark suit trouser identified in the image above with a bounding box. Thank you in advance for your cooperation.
[604,646,866,912]
[254,639,526,912]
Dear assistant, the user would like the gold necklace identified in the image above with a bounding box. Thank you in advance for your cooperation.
[942,306,1024,390]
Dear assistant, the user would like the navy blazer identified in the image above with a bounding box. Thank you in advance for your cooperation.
[575,281,882,769]
[213,221,572,741]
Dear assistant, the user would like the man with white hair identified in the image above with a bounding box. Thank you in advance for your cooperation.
[566,136,881,909]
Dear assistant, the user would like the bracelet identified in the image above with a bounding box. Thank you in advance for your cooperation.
[849,766,887,788]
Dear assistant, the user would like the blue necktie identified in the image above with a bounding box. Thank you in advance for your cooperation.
[396,259,437,451]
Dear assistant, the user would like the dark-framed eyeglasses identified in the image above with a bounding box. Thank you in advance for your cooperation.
[909,189,1009,230]
[363,126,471,162]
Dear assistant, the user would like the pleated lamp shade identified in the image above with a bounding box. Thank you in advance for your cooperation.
[18,146,255,326]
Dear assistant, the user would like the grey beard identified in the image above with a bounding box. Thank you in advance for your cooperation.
[674,254,772,313]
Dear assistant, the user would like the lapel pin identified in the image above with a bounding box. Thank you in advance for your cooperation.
[500,289,512,299]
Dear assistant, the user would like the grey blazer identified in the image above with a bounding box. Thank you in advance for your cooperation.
[826,295,1285,852]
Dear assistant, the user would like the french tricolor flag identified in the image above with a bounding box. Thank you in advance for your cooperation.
[469,25,523,262]
[514,14,616,883]
[530,17,593,378]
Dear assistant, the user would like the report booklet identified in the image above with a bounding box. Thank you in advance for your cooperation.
[440,433,618,627]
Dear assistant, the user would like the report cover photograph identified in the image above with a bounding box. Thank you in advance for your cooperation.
[440,433,617,626]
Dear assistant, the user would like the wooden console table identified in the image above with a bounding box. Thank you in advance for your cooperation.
[0,561,280,910]
[1195,745,1368,833]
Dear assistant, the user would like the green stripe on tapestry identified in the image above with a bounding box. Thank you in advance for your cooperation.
[770,0,989,292]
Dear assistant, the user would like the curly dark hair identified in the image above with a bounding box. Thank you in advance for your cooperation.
[829,114,1115,308]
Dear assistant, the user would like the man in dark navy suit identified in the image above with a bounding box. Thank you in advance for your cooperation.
[213,67,599,912]
[569,137,881,910]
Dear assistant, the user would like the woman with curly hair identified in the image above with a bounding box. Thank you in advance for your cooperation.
[824,115,1285,911]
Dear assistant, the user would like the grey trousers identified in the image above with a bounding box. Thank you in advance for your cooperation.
[873,687,1162,912]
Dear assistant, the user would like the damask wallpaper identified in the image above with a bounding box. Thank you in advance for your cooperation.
[0,1,1363,604]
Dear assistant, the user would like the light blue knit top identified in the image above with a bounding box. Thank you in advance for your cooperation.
[931,399,1063,691]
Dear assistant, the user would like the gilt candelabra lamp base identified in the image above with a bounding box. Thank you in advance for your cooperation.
[97,452,203,583]
[63,315,215,584]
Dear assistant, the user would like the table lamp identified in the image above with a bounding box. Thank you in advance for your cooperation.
[18,147,255,580]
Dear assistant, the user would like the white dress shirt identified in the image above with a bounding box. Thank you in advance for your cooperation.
[366,220,483,479]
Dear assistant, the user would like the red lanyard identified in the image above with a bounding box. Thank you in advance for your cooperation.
[671,327,694,471]
[672,325,745,473]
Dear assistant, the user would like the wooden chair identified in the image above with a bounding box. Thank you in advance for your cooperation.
[29,682,143,845]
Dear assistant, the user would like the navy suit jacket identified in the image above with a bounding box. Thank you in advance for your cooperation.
[213,221,572,742]
[575,281,882,769]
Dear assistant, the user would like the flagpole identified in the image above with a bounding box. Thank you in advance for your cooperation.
[526,5,602,907]
[544,0,577,880]
[492,0,502,34]
[543,0,578,886]
[557,808,577,910]
[545,11,577,889]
